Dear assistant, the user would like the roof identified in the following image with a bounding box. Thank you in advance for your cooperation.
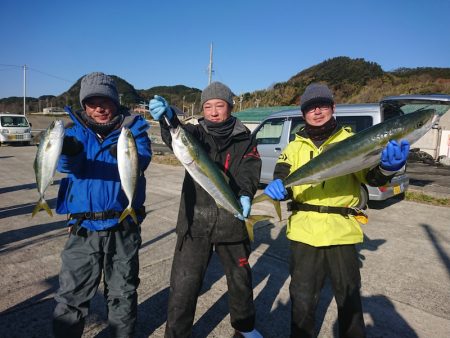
[232,106,295,122]
[381,94,450,103]
[0,112,26,116]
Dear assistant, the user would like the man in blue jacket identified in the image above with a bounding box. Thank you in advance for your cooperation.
[52,72,152,338]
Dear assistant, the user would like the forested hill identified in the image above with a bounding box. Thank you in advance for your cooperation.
[1,56,449,114]
[240,57,450,109]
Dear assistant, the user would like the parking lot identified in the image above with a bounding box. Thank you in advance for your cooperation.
[0,141,449,337]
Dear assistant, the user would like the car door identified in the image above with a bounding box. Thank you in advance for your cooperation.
[254,117,287,184]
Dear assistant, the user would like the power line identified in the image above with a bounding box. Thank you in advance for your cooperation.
[0,63,22,68]
[0,63,74,83]
[27,66,73,83]
[0,65,19,72]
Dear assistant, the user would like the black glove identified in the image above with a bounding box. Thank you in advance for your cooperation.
[61,136,84,156]
[109,144,117,158]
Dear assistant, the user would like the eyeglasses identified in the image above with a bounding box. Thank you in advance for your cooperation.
[84,97,114,109]
[305,104,332,113]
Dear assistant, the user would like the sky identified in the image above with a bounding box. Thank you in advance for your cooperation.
[1,0,449,99]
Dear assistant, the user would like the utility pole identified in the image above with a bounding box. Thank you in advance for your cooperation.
[23,64,27,115]
[208,42,214,85]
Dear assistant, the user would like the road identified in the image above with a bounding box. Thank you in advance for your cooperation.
[0,144,449,337]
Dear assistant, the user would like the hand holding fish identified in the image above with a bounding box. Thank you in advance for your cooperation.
[149,95,173,121]
[237,195,251,220]
[264,179,287,201]
[61,136,84,156]
[380,140,410,171]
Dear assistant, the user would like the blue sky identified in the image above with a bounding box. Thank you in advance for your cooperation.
[1,0,449,99]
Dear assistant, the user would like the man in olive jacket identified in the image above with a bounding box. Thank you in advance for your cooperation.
[150,82,263,338]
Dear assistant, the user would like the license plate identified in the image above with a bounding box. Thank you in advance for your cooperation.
[393,185,402,195]
[8,135,17,140]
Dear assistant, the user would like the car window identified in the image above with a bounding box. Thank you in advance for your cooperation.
[0,116,29,127]
[336,116,373,133]
[289,117,305,141]
[255,118,284,144]
[382,100,450,120]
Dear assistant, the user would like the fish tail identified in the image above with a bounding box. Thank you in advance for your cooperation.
[251,193,270,204]
[244,218,255,242]
[31,198,53,218]
[119,207,138,224]
[245,215,273,241]
[252,193,282,221]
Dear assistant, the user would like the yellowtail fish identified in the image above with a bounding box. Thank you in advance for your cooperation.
[169,123,270,241]
[117,127,139,224]
[32,120,64,217]
[253,108,438,220]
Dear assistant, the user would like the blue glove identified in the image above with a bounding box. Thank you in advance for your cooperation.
[240,195,251,219]
[149,95,173,121]
[264,179,287,200]
[380,140,410,171]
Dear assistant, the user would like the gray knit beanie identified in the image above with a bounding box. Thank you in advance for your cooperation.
[79,72,120,108]
[201,81,234,107]
[300,83,334,113]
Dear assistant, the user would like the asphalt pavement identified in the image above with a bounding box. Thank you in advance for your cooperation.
[0,144,449,337]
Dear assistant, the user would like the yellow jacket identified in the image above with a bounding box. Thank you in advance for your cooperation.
[278,127,369,247]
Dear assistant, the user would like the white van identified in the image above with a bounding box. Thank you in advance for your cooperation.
[0,113,32,146]
[252,103,409,207]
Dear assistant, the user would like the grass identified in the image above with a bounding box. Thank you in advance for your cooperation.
[404,191,450,207]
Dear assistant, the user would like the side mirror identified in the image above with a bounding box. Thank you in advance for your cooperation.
[29,122,32,127]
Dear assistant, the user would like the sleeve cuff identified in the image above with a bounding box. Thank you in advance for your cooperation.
[379,165,405,176]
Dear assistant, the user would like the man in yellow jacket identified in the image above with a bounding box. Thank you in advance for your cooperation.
[264,83,410,338]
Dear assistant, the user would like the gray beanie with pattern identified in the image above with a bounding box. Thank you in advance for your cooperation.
[201,81,234,107]
[79,72,120,108]
[300,83,334,113]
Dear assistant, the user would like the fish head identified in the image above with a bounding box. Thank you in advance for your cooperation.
[43,120,64,147]
[120,127,133,140]
[171,126,196,165]
[393,108,437,144]
[118,127,137,156]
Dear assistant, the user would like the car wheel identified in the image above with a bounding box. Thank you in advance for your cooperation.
[358,185,369,209]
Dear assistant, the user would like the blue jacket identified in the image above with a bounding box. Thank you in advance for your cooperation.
[56,107,152,230]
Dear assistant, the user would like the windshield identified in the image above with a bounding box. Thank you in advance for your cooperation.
[0,116,29,127]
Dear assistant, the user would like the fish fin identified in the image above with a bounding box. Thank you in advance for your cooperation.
[245,215,273,241]
[251,193,270,204]
[31,198,53,218]
[252,193,282,221]
[119,207,138,224]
